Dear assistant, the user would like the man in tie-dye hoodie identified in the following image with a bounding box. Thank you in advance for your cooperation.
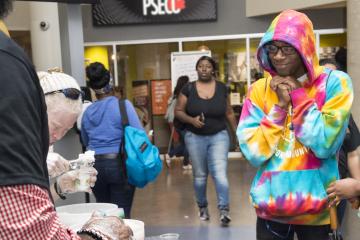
[237,10,353,240]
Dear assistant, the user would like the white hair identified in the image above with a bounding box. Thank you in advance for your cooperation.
[45,92,82,117]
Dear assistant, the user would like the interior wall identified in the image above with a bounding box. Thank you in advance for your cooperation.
[246,0,345,17]
[82,0,346,43]
[4,1,30,30]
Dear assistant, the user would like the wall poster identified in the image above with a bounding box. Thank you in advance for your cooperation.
[151,80,172,115]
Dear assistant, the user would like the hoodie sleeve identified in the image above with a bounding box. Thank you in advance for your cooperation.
[125,100,144,130]
[290,71,353,159]
[237,80,287,167]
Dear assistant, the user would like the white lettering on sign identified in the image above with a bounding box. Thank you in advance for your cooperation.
[143,0,183,16]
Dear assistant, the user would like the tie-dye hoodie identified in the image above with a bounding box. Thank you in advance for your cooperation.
[237,10,353,225]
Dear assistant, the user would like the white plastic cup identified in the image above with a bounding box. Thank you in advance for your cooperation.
[76,168,91,191]
[159,233,180,240]
[104,208,125,219]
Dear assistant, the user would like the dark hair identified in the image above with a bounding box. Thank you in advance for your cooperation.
[86,62,110,90]
[80,86,92,102]
[173,75,189,97]
[335,47,347,72]
[254,72,264,81]
[319,58,339,69]
[195,56,217,73]
[0,0,12,19]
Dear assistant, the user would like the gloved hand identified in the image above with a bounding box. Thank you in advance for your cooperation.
[79,215,133,240]
[47,152,69,178]
[57,167,98,193]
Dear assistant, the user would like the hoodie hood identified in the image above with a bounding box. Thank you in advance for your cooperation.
[257,10,322,84]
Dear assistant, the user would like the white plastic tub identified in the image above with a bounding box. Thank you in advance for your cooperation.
[56,203,117,228]
[56,203,144,240]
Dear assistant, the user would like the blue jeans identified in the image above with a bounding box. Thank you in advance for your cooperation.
[92,157,135,218]
[185,129,230,210]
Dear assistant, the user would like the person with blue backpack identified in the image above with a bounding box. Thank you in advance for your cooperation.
[81,62,143,218]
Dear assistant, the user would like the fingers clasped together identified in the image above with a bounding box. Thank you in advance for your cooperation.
[270,76,302,109]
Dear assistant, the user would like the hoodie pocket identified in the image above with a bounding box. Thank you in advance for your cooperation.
[250,169,328,217]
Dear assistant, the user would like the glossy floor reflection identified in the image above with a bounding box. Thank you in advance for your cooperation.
[132,158,258,240]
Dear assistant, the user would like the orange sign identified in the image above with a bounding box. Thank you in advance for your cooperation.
[151,80,172,115]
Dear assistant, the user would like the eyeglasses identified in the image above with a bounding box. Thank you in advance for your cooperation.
[265,44,297,55]
[45,88,83,100]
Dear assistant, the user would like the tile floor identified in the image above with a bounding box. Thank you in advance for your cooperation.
[131,158,258,240]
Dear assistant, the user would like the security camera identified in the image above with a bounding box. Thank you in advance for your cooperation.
[39,21,50,31]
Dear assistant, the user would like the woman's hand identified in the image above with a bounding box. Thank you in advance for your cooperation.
[47,152,69,178]
[57,167,98,193]
[191,115,205,128]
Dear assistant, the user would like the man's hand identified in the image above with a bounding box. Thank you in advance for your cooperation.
[327,178,360,206]
[282,76,302,91]
[270,76,301,109]
[275,84,291,109]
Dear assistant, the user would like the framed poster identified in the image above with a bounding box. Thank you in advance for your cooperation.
[170,50,211,90]
[151,80,172,115]
[93,0,217,26]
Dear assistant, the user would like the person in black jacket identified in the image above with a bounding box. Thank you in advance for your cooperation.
[0,2,131,239]
[320,55,360,223]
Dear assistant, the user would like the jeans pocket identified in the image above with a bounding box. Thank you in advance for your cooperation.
[250,169,328,217]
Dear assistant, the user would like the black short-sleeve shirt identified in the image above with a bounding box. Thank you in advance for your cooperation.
[181,81,228,135]
[0,32,49,189]
[338,114,360,178]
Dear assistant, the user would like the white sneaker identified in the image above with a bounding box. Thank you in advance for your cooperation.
[165,154,171,168]
[182,164,192,170]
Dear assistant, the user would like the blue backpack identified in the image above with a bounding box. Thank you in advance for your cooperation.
[119,100,162,188]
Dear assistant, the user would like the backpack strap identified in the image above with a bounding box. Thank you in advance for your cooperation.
[118,99,130,186]
[119,99,129,127]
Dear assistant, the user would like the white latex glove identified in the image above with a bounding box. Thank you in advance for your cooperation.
[57,167,98,194]
[47,152,69,178]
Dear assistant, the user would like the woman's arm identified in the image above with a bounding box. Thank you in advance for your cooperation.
[348,149,360,180]
[175,93,204,128]
[225,97,238,134]
[327,178,360,203]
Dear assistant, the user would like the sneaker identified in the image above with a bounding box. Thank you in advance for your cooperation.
[199,207,210,221]
[165,154,172,168]
[220,209,231,226]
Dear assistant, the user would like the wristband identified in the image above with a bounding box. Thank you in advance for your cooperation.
[77,229,104,240]
[54,181,66,200]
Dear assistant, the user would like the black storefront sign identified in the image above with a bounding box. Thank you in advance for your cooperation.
[92,0,217,26]
[19,0,99,3]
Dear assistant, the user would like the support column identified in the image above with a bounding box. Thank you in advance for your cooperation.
[58,4,86,86]
[29,2,62,71]
[343,1,360,238]
[348,0,360,125]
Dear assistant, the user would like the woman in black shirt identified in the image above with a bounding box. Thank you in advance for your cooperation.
[175,56,237,226]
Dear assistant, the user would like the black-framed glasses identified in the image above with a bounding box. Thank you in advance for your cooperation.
[45,88,83,100]
[265,44,297,55]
